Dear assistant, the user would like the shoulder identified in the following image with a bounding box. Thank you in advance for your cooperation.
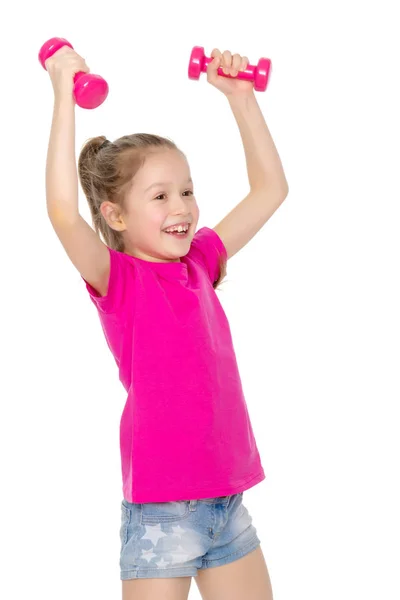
[187,227,227,284]
[83,246,136,314]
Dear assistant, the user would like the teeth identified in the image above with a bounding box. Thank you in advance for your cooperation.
[165,224,189,233]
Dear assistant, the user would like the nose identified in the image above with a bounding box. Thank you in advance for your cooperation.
[170,194,190,214]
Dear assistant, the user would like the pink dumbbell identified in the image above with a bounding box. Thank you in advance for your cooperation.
[38,37,109,109]
[188,46,272,92]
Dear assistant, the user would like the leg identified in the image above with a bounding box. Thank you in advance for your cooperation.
[195,546,273,600]
[122,576,192,600]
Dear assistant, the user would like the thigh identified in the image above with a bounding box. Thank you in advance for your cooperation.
[195,546,273,600]
[122,576,192,600]
[119,498,211,579]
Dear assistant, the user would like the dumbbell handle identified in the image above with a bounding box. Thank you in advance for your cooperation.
[201,56,256,83]
[189,47,271,91]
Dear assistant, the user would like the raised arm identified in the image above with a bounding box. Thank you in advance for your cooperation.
[45,46,111,296]
[207,49,289,259]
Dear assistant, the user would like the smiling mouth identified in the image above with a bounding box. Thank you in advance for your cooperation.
[162,223,191,236]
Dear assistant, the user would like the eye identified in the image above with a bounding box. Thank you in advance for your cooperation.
[154,191,194,200]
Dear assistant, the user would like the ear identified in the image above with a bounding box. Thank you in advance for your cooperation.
[100,201,127,232]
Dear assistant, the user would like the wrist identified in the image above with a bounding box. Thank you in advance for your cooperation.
[226,90,256,106]
[53,90,75,112]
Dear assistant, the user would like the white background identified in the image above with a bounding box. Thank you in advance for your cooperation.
[1,0,399,598]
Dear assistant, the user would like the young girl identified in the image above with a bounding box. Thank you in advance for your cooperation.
[45,44,288,600]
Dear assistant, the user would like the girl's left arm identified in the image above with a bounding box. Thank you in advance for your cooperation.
[213,91,289,260]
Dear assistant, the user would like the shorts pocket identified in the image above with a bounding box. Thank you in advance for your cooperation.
[120,502,131,547]
[141,500,190,524]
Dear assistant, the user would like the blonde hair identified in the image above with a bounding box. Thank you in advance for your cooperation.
[78,133,226,289]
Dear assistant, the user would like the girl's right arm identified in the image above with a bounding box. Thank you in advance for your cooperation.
[45,46,111,297]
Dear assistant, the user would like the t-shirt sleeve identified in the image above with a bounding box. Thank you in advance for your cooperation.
[189,226,228,284]
[81,246,132,314]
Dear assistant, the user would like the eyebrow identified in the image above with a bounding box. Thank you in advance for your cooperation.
[145,178,193,193]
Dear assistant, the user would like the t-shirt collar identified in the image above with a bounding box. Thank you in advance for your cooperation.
[126,253,189,283]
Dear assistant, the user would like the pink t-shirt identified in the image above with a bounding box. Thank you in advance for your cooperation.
[83,227,265,503]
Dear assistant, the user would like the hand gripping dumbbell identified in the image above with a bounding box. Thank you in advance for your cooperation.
[38,37,109,109]
[188,46,272,92]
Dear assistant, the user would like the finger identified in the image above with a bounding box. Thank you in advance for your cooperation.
[210,48,222,59]
[231,53,242,77]
[240,56,249,71]
[222,50,232,75]
[207,54,221,71]
[68,56,89,73]
[207,54,221,83]
[207,49,222,76]
[57,45,73,56]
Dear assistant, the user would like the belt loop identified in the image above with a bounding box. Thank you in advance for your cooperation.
[189,499,198,511]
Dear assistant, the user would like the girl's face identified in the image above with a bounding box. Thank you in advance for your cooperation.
[121,150,200,262]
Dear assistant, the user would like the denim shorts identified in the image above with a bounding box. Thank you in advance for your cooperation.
[119,492,261,579]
